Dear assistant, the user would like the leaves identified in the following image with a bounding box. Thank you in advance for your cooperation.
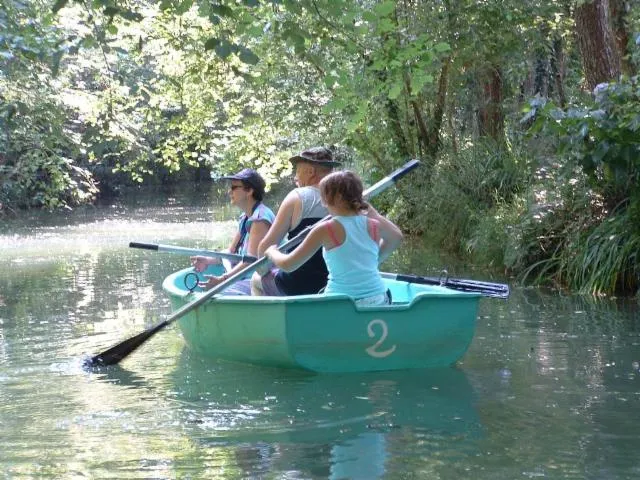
[388,82,403,100]
[51,0,68,14]
[238,46,259,65]
[373,1,395,17]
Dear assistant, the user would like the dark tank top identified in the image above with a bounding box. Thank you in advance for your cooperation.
[275,217,328,295]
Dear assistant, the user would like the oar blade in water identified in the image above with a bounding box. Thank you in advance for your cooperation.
[84,320,169,367]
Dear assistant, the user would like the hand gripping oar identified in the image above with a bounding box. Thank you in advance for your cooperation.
[380,272,510,298]
[85,159,420,367]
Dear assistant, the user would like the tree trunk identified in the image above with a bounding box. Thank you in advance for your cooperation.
[386,98,412,159]
[551,35,567,108]
[609,0,634,75]
[448,105,458,154]
[426,57,451,158]
[477,64,504,142]
[408,55,450,163]
[534,24,550,98]
[574,0,621,91]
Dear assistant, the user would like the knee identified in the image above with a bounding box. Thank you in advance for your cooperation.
[250,271,264,296]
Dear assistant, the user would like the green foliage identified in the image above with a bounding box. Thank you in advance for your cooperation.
[526,76,640,208]
[0,0,98,212]
[511,76,640,294]
[506,163,598,282]
[519,200,640,295]
[0,95,98,210]
[416,140,533,252]
[490,144,640,295]
[0,0,69,76]
[467,195,528,270]
[564,206,640,295]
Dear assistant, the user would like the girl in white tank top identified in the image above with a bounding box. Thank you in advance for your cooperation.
[265,171,403,305]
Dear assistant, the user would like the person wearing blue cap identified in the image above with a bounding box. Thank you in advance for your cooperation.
[191,168,275,295]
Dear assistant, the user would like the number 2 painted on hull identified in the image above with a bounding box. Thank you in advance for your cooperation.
[365,319,397,358]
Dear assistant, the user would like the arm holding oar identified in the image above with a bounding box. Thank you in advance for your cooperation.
[366,205,403,264]
[85,159,420,367]
[191,224,266,291]
[267,170,404,306]
[191,168,275,294]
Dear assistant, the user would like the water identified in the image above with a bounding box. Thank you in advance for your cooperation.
[1,186,639,479]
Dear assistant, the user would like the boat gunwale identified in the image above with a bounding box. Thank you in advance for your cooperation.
[162,267,481,313]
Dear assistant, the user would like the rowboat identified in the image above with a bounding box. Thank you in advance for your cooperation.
[162,265,481,373]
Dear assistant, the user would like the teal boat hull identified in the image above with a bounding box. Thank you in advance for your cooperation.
[162,266,480,373]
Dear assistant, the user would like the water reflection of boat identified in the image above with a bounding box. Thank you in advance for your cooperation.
[163,266,480,373]
[170,350,482,445]
[168,350,482,478]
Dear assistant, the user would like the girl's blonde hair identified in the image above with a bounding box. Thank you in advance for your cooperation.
[319,170,369,213]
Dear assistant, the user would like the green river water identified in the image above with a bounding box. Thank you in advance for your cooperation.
[1,186,639,479]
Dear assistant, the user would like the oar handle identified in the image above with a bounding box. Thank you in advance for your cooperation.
[364,159,420,200]
[129,242,158,251]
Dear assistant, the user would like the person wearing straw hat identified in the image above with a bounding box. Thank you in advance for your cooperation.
[191,168,275,295]
[251,146,341,296]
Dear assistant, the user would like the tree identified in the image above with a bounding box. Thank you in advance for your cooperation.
[575,0,621,91]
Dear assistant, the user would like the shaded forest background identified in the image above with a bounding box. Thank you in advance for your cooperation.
[1,0,639,296]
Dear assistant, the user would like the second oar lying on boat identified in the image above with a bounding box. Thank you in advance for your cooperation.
[130,245,510,298]
[85,159,420,367]
[380,272,509,298]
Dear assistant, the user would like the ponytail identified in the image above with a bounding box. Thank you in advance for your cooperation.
[319,171,366,213]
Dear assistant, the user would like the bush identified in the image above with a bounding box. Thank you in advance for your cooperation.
[0,97,98,211]
[516,79,640,295]
[422,140,533,253]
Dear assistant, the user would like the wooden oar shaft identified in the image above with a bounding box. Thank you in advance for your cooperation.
[86,159,421,367]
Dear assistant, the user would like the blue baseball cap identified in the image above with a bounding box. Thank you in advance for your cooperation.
[216,168,266,196]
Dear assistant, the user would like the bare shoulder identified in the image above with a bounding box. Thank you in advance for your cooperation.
[283,188,302,203]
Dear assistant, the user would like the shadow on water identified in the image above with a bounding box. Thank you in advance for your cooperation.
[92,348,484,478]
[168,350,483,478]
[91,364,152,390]
[169,350,482,435]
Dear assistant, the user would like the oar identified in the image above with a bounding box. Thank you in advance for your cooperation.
[84,159,420,367]
[380,272,510,298]
[129,246,509,298]
[129,242,256,262]
[129,242,257,263]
